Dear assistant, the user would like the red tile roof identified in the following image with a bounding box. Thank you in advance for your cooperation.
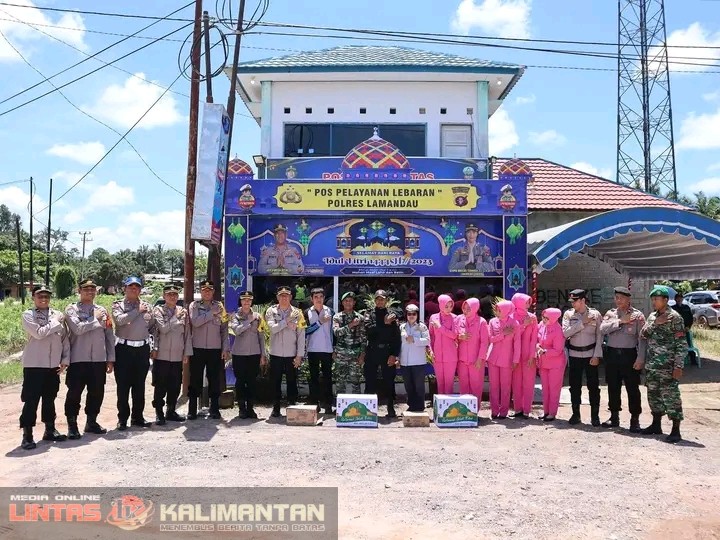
[493,158,688,211]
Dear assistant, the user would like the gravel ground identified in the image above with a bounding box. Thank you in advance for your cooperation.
[1,361,719,540]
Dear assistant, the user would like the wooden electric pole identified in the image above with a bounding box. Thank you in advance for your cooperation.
[45,177,53,286]
[15,216,24,304]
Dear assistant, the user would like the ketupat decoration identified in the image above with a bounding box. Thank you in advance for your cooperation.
[227,222,246,243]
[506,219,525,245]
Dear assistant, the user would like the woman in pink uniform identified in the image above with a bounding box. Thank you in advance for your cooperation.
[429,294,458,394]
[536,308,566,422]
[455,298,489,404]
[487,300,520,419]
[510,293,538,418]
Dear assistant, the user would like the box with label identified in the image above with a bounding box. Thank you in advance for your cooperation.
[286,405,318,426]
[402,411,430,427]
[433,394,478,428]
[336,394,378,428]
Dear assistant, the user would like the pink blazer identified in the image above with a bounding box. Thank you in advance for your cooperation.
[429,312,458,364]
[455,314,489,364]
[487,317,521,368]
[537,322,566,370]
[512,312,538,364]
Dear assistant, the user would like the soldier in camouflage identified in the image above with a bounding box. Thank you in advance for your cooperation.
[639,285,687,443]
[332,292,366,397]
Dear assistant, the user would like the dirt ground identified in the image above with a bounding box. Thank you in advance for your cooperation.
[1,360,719,540]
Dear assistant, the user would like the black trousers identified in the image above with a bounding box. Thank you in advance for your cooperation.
[604,347,642,415]
[402,365,426,412]
[64,362,107,418]
[188,348,223,399]
[568,356,600,409]
[308,351,334,406]
[364,346,396,404]
[114,343,150,422]
[232,354,260,408]
[19,367,60,428]
[269,355,298,407]
[151,360,183,411]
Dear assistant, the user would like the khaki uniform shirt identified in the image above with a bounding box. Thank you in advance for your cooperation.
[21,307,70,368]
[600,306,647,361]
[188,300,229,352]
[65,302,116,363]
[229,310,265,356]
[562,307,603,358]
[265,304,306,358]
[152,305,193,361]
[112,298,154,341]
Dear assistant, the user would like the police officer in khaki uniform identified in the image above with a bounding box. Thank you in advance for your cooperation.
[188,280,230,420]
[562,289,604,426]
[257,224,305,274]
[64,279,115,439]
[111,276,154,430]
[19,286,70,450]
[151,283,193,425]
[599,286,646,432]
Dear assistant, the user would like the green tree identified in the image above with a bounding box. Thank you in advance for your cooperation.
[54,266,77,299]
[693,191,720,220]
[165,248,184,278]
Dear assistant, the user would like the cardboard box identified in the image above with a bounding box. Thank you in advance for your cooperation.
[433,394,478,428]
[402,411,430,427]
[336,394,378,428]
[286,405,318,426]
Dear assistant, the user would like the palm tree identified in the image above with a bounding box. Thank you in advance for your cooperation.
[693,191,720,220]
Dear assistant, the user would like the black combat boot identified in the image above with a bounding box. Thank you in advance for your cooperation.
[386,399,397,419]
[42,422,68,442]
[629,414,641,433]
[246,400,258,419]
[21,427,36,450]
[67,416,82,439]
[155,408,166,426]
[271,402,281,418]
[640,412,664,435]
[166,408,186,422]
[568,405,581,425]
[208,397,221,419]
[84,415,107,434]
[601,412,619,428]
[238,401,248,419]
[130,417,152,428]
[590,406,601,427]
[665,420,682,443]
[187,397,198,420]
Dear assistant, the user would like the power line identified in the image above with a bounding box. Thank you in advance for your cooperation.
[0,25,184,197]
[0,2,193,23]
[0,21,193,117]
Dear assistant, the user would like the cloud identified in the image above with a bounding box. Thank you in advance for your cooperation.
[51,170,94,187]
[528,129,566,146]
[663,23,720,73]
[89,210,186,252]
[677,108,720,149]
[570,162,613,179]
[688,177,720,196]
[707,162,720,172]
[451,0,531,38]
[514,94,536,105]
[86,181,135,209]
[488,108,518,155]
[703,90,720,102]
[0,184,49,227]
[61,209,83,226]
[0,0,87,61]
[82,73,185,130]
[47,142,106,165]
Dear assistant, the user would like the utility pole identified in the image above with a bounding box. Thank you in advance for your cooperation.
[28,177,33,292]
[15,216,24,304]
[183,0,204,397]
[208,0,247,301]
[79,231,92,279]
[45,177,53,286]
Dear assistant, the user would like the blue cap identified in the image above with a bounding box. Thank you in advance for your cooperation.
[124,276,142,286]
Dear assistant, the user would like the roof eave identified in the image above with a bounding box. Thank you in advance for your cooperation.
[234,65,524,76]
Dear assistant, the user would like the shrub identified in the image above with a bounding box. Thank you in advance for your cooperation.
[54,266,77,299]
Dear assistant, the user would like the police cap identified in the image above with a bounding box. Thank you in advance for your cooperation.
[78,279,97,289]
[200,280,214,290]
[613,287,632,297]
[568,289,586,301]
[276,285,292,296]
[32,285,52,296]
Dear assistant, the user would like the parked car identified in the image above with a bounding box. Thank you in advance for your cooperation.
[683,290,720,328]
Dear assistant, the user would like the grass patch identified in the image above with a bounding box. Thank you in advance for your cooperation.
[0,360,23,385]
[693,327,720,360]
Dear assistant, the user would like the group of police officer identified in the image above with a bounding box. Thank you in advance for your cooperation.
[17,277,688,449]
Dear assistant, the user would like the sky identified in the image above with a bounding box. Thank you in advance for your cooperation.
[1,0,719,253]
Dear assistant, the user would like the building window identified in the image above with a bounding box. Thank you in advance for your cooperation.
[327,107,334,114]
[466,108,474,115]
[419,108,426,114]
[305,107,312,114]
[389,108,396,115]
[359,107,366,114]
[283,123,427,157]
[440,108,447,115]
[284,107,291,114]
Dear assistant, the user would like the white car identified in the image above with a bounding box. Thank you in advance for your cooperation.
[683,290,720,328]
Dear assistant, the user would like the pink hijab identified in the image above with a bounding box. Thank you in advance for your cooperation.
[511,293,532,319]
[462,298,480,321]
[542,308,562,324]
[496,300,514,321]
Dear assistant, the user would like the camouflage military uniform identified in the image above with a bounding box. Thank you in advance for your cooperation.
[641,308,687,421]
[332,310,366,394]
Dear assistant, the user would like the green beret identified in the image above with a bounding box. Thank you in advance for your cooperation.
[649,285,670,298]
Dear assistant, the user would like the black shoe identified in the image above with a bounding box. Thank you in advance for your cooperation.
[166,410,186,422]
[568,412,581,425]
[323,406,334,415]
[84,416,107,435]
[116,421,128,431]
[187,398,198,420]
[67,416,82,439]
[42,424,68,442]
[21,427,36,450]
[510,411,526,418]
[131,418,152,428]
[491,414,499,420]
[247,409,259,419]
[665,420,682,443]
[590,407,601,427]
[271,406,281,418]
[208,398,221,419]
[629,415,641,433]
[237,409,249,419]
[543,415,556,422]
[155,409,166,426]
[386,407,397,419]
[641,413,664,435]
[602,414,620,428]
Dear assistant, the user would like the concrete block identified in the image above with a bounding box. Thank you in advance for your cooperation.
[286,405,318,426]
[402,411,430,427]
[218,389,234,409]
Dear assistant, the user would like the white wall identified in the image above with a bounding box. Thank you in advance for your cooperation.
[267,81,481,158]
